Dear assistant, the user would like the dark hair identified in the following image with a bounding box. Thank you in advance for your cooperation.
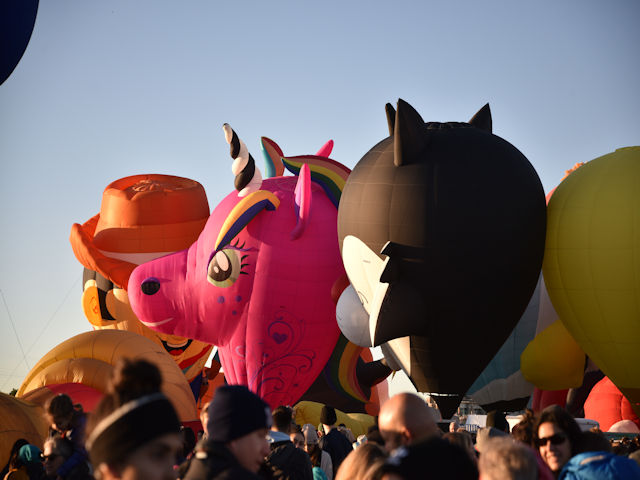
[181,426,197,458]
[306,444,322,467]
[511,409,535,446]
[7,439,28,468]
[46,394,74,417]
[86,358,180,469]
[486,410,509,433]
[272,405,293,432]
[533,405,582,455]
[576,430,612,453]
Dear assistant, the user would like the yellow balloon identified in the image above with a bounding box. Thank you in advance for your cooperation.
[17,330,198,422]
[0,393,49,469]
[543,146,640,415]
[293,400,375,438]
[520,320,585,390]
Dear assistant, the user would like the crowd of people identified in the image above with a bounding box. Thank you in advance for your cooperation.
[4,359,640,480]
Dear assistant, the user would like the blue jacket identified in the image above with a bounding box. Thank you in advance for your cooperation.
[559,451,640,480]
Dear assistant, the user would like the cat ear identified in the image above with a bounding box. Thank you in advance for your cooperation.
[394,99,428,167]
[385,103,396,136]
[469,103,492,132]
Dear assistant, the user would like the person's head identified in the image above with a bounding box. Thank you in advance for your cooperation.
[301,424,321,465]
[6,439,29,469]
[180,426,197,458]
[290,431,304,449]
[381,436,477,480]
[272,405,293,433]
[533,405,582,475]
[43,437,72,477]
[206,385,272,474]
[46,394,75,432]
[442,431,476,464]
[86,358,182,480]
[320,405,337,429]
[478,437,537,480]
[575,430,611,454]
[335,443,386,480]
[199,401,210,437]
[378,393,439,452]
[338,425,356,443]
[511,410,535,446]
[485,410,509,433]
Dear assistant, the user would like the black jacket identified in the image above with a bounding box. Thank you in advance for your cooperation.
[184,442,264,480]
[318,429,352,477]
[266,440,313,480]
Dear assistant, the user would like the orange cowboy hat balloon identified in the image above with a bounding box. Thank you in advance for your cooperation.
[70,174,210,290]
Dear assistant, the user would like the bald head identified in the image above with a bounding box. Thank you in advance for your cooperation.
[378,393,439,451]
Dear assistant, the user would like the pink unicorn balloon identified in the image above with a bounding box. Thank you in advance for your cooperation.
[128,125,350,407]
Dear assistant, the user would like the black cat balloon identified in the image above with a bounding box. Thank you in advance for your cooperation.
[337,99,546,417]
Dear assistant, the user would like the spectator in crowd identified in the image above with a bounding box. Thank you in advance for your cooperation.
[2,439,29,480]
[485,410,510,433]
[318,406,352,478]
[199,401,211,440]
[377,393,440,452]
[3,444,43,480]
[290,430,305,450]
[43,437,91,480]
[335,426,355,445]
[302,424,332,480]
[558,450,640,479]
[574,430,611,454]
[442,431,476,466]
[366,425,385,448]
[475,427,509,455]
[334,443,386,480]
[45,394,87,480]
[512,410,535,446]
[86,358,182,480]
[477,437,538,480]
[184,385,272,480]
[533,405,582,478]
[266,405,312,480]
[380,436,477,480]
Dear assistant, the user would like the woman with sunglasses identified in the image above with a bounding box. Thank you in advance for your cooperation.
[533,405,582,478]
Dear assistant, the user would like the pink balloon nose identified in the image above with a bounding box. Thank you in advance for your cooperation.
[141,277,161,295]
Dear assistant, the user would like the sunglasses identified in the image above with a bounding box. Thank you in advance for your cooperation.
[536,433,567,447]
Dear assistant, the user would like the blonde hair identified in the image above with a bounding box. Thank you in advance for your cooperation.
[335,443,386,480]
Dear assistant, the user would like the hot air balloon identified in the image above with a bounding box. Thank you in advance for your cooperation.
[17,330,198,424]
[69,174,214,399]
[0,393,48,469]
[129,128,389,409]
[543,146,640,416]
[337,99,547,417]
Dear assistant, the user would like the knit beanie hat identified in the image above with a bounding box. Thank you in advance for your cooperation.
[207,385,272,443]
[86,392,180,466]
[18,445,42,465]
[302,424,318,445]
[320,405,337,425]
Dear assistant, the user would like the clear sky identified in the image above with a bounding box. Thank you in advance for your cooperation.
[0,0,638,393]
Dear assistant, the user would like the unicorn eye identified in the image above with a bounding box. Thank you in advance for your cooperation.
[207,249,242,288]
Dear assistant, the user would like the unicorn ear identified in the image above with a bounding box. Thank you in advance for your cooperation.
[385,103,396,136]
[468,103,492,132]
[394,99,428,167]
[315,140,334,158]
[261,137,285,178]
[290,163,312,240]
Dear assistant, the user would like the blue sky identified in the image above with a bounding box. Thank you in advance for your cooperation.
[1,0,638,392]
